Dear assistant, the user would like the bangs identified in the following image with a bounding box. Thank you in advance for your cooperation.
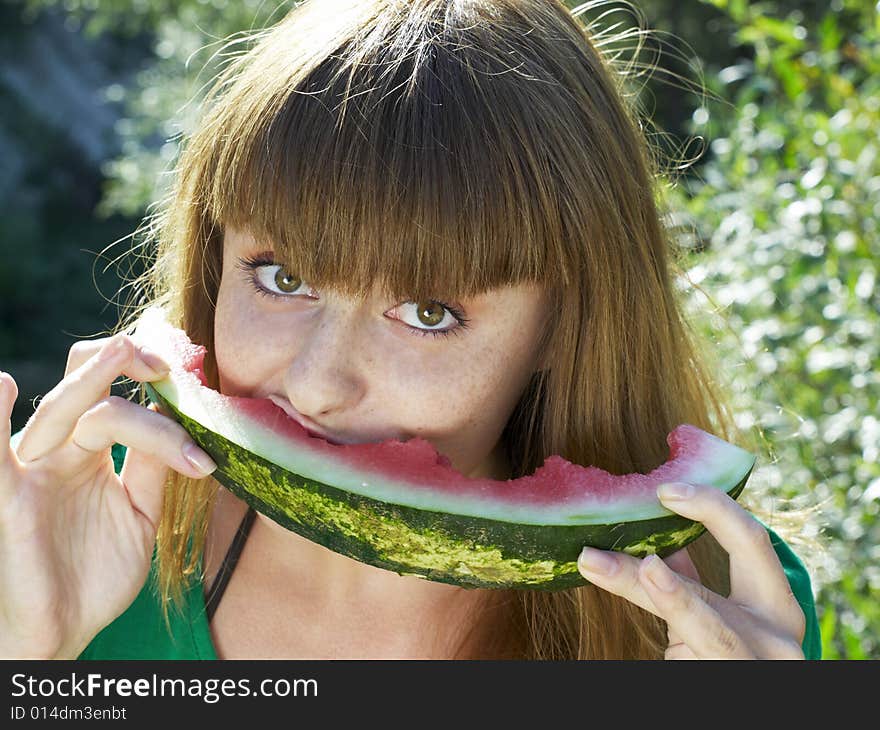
[196,0,578,304]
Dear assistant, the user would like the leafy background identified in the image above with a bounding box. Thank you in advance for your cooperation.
[0,0,876,658]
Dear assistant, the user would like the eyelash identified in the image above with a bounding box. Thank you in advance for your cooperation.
[235,254,472,339]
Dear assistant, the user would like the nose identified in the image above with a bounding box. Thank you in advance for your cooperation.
[281,306,365,418]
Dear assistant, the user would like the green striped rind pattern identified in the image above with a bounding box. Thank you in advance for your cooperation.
[146,384,750,590]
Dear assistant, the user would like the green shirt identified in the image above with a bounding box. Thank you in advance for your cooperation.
[10,435,822,659]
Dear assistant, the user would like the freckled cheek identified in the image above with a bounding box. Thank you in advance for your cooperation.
[214,333,245,391]
[386,357,491,434]
[381,356,449,390]
[214,308,276,391]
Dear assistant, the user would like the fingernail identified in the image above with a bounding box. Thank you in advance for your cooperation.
[138,346,170,374]
[657,482,694,501]
[578,547,618,576]
[643,554,677,592]
[183,442,217,475]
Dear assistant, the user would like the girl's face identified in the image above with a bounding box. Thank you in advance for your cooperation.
[214,226,549,479]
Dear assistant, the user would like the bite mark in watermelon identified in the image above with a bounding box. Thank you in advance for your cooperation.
[132,306,755,590]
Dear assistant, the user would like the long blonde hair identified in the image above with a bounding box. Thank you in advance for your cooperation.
[118,0,773,658]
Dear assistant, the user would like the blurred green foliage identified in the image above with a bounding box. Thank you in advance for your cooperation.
[5,0,878,658]
[667,0,879,659]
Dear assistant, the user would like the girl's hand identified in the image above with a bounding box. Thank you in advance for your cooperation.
[577,482,807,659]
[0,334,217,659]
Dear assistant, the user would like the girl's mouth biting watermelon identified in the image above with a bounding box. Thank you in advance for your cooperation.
[267,394,359,446]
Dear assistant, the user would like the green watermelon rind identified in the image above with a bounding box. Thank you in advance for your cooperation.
[146,383,751,591]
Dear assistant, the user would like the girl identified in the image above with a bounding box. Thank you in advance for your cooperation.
[0,0,819,659]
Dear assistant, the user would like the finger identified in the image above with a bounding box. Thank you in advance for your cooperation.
[665,548,701,583]
[664,642,698,660]
[16,334,170,463]
[667,619,684,648]
[578,546,725,619]
[665,550,699,650]
[578,547,660,614]
[64,337,112,378]
[657,482,800,629]
[639,554,754,659]
[0,370,16,450]
[0,371,24,503]
[66,396,216,482]
[66,334,170,383]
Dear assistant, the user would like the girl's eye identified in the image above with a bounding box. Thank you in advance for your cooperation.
[240,256,313,298]
[235,255,471,339]
[234,255,317,304]
[396,300,471,339]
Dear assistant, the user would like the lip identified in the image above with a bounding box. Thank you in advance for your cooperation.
[267,395,350,445]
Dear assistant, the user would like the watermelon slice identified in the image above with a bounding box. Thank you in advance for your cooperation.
[131,306,755,590]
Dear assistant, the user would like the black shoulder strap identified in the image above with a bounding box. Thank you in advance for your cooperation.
[204,505,257,622]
